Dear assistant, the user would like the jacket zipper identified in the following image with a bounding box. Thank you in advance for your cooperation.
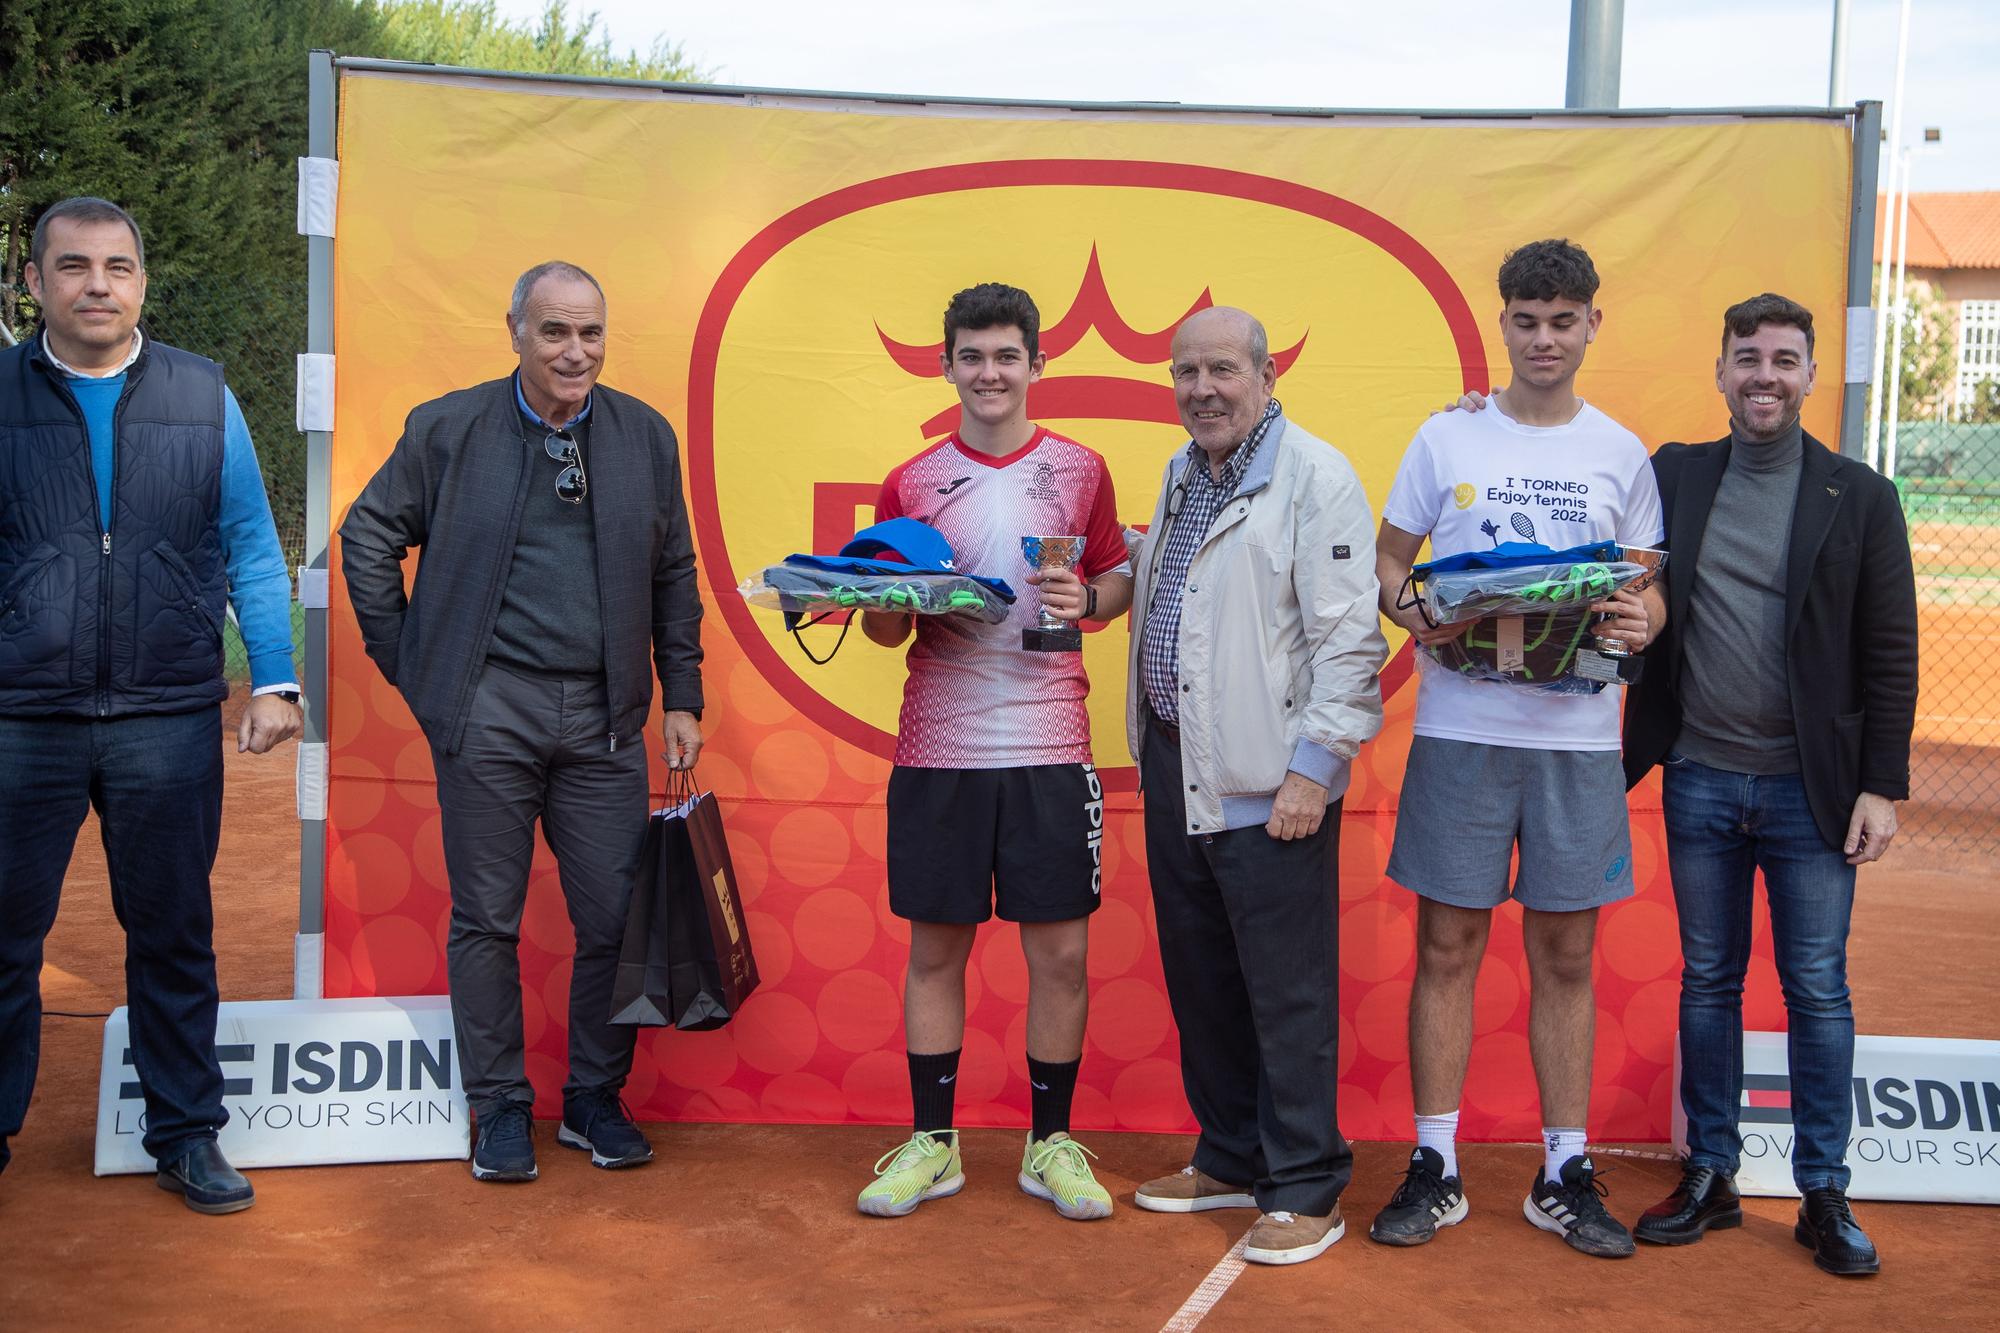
[579,427,620,756]
[97,375,138,716]
[451,400,539,750]
[41,357,128,717]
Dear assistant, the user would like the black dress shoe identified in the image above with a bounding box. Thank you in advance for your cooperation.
[1796,1186,1880,1276]
[1634,1164,1743,1245]
[155,1139,255,1215]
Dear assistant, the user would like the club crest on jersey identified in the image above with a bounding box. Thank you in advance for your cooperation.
[1027,461,1060,502]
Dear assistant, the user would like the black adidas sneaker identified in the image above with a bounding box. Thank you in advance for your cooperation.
[1523,1155,1634,1258]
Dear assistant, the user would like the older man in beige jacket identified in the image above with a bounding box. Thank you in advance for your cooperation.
[1125,306,1387,1266]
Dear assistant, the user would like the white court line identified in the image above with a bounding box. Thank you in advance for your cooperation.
[1590,1145,1682,1163]
[1159,1231,1250,1332]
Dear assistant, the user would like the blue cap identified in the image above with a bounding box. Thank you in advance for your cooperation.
[785,517,1015,600]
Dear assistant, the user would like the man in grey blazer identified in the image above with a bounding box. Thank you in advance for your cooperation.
[341,261,703,1183]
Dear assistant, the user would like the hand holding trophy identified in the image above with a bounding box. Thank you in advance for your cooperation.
[1021,535,1086,652]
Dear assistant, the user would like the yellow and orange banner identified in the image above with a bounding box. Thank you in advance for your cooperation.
[325,67,1856,1137]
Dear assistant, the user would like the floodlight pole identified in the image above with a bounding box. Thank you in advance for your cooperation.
[1866,0,1913,470]
[1884,146,1915,480]
[1565,0,1625,108]
[1829,0,1851,105]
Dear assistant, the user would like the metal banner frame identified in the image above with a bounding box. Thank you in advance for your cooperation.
[293,50,1880,995]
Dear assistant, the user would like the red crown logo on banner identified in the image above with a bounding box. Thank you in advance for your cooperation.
[874,246,1309,437]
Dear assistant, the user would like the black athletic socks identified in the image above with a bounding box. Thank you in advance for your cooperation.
[1028,1055,1081,1141]
[908,1049,961,1134]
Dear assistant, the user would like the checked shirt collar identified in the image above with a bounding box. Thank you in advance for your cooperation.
[1141,398,1283,725]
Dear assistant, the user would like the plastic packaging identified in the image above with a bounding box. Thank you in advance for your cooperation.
[1422,558,1652,624]
[1407,545,1666,693]
[738,566,1014,625]
[1418,605,1608,694]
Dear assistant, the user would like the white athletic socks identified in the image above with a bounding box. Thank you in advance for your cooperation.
[1415,1110,1460,1179]
[1542,1127,1587,1182]
[1414,1115,1587,1182]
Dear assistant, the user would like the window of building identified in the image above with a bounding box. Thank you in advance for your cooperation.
[1958,299,2000,416]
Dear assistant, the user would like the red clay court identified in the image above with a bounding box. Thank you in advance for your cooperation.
[6,695,1997,1330]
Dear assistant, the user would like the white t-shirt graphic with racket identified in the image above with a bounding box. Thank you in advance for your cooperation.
[1382,399,1664,751]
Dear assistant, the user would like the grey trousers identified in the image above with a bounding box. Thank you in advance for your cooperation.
[430,662,649,1118]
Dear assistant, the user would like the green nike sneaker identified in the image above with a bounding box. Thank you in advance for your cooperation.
[1019,1132,1114,1220]
[857,1131,963,1218]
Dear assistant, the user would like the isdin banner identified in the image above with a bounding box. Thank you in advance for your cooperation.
[324,64,1856,1138]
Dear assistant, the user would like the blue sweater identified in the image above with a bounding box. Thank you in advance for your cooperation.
[66,373,298,691]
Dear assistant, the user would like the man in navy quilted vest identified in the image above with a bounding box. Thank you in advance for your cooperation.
[0,198,301,1213]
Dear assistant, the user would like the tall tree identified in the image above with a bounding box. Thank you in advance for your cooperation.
[376,1,705,81]
[0,0,386,331]
[1866,272,1960,427]
[2,0,703,335]
[2,0,704,561]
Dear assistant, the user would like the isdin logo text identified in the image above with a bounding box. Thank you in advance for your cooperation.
[688,160,1484,777]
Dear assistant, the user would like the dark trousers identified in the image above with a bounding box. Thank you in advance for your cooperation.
[431,663,649,1119]
[0,707,226,1168]
[1141,715,1351,1216]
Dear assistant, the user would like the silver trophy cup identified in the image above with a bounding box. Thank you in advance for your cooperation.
[1591,617,1632,659]
[1020,534,1086,652]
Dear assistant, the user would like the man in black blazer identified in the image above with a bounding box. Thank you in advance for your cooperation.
[1623,294,1917,1275]
[341,261,704,1184]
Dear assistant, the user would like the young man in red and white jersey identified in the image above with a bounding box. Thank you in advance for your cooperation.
[853,283,1133,1221]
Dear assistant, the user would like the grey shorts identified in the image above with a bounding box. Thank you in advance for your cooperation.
[1386,736,1636,913]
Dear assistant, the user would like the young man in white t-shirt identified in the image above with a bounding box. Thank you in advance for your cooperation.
[852,283,1133,1222]
[1367,240,1666,1258]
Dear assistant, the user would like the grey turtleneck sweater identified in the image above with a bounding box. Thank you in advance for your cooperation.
[1673,419,1804,775]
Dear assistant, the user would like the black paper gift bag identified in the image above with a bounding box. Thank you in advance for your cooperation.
[609,772,758,1030]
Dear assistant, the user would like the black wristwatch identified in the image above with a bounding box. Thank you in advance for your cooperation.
[273,690,302,705]
[1085,585,1099,620]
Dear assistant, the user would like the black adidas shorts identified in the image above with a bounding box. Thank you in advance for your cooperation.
[887,764,1106,924]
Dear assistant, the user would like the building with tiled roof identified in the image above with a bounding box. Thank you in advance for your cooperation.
[1874,191,2000,413]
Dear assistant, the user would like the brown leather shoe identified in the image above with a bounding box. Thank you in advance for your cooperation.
[1244,1205,1346,1265]
[1134,1165,1257,1213]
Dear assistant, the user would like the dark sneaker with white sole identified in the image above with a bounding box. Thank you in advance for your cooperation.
[558,1090,654,1169]
[471,1102,538,1182]
[1370,1146,1468,1246]
[1523,1155,1634,1258]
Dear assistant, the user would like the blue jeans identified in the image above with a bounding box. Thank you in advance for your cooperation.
[1662,754,1857,1191]
[0,708,226,1169]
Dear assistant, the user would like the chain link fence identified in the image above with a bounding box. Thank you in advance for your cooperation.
[1893,419,2000,861]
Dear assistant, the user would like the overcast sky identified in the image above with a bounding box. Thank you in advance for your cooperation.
[487,0,1996,191]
